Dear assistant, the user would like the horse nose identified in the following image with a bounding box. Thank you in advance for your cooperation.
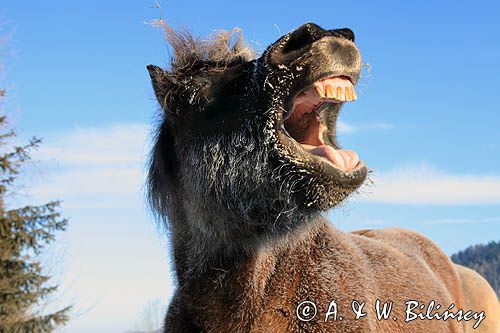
[281,23,325,54]
[332,28,355,42]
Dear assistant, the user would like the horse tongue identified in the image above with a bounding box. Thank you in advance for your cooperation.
[302,144,359,172]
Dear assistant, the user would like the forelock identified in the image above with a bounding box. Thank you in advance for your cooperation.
[153,19,257,73]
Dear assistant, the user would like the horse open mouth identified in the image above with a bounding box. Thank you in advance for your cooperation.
[278,75,366,179]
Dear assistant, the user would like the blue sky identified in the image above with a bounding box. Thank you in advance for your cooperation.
[1,0,500,332]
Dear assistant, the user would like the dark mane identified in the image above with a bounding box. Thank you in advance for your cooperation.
[154,19,257,72]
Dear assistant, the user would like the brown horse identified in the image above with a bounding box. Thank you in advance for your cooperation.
[147,22,500,332]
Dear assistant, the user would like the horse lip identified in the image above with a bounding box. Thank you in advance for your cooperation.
[276,130,368,183]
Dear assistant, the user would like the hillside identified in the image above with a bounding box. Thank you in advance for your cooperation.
[451,240,500,298]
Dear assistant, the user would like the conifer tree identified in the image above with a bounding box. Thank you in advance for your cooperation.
[0,89,71,331]
[452,241,500,298]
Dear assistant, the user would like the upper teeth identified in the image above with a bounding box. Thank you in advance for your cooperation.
[314,77,357,102]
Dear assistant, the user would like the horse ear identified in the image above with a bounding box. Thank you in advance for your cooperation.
[147,64,173,108]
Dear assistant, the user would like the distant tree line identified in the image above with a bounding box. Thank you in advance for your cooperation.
[451,240,500,298]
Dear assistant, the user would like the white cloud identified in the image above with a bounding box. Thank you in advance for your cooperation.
[337,121,355,134]
[337,121,393,134]
[27,123,150,209]
[364,164,500,205]
[34,123,149,166]
[348,216,500,227]
[424,216,500,225]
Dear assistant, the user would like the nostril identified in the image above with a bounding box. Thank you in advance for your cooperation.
[334,28,355,42]
[282,23,323,54]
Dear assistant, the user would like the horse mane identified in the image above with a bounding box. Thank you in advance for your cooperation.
[154,19,256,73]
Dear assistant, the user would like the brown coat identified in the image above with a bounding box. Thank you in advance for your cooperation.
[168,219,498,332]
